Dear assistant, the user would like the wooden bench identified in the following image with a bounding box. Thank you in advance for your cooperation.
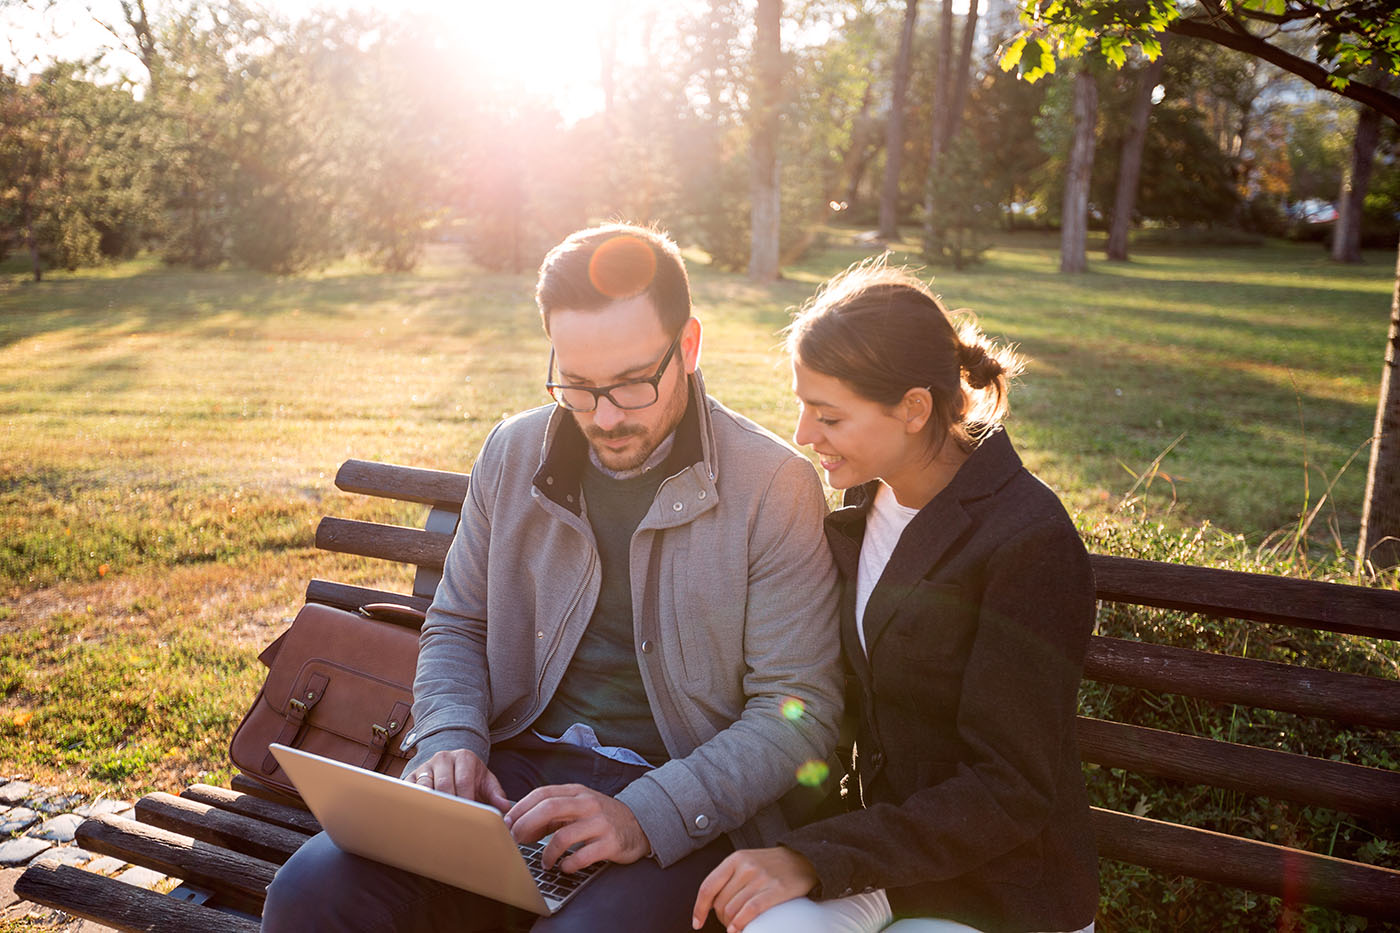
[16,459,1400,929]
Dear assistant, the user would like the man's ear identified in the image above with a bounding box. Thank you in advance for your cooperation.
[900,387,933,434]
[681,316,703,373]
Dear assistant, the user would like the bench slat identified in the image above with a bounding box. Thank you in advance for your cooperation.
[136,792,310,865]
[315,517,452,569]
[14,859,259,933]
[75,813,276,914]
[229,773,310,809]
[1078,717,1400,821]
[1090,554,1400,639]
[181,783,322,835]
[335,459,470,512]
[1090,807,1400,921]
[304,579,432,617]
[1084,636,1400,729]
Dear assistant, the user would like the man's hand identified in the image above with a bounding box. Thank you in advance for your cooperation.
[691,846,818,932]
[406,750,512,812]
[505,784,650,872]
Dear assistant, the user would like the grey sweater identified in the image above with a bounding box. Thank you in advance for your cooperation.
[405,371,844,865]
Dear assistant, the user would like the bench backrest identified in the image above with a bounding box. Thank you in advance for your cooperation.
[308,459,1400,922]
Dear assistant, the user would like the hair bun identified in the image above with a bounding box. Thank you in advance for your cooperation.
[957,340,1004,390]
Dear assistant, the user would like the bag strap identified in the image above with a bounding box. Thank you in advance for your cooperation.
[362,699,413,772]
[260,671,330,774]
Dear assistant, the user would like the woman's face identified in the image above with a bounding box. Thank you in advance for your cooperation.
[791,360,927,491]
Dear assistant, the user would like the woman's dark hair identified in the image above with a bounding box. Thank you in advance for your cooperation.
[785,258,1024,455]
[535,223,691,334]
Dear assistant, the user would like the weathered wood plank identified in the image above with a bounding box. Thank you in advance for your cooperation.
[181,784,321,835]
[1084,636,1400,729]
[75,813,276,914]
[314,517,452,569]
[1078,718,1400,821]
[303,579,432,617]
[230,772,309,810]
[136,792,310,865]
[14,860,259,933]
[1089,554,1400,640]
[335,459,470,512]
[1090,807,1400,920]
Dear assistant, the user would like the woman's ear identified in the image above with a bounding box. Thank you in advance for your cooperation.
[899,387,933,434]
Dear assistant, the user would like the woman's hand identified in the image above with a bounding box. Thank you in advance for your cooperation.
[692,846,819,932]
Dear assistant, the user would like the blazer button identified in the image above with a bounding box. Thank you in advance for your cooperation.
[694,814,710,830]
[870,751,885,769]
[641,640,653,653]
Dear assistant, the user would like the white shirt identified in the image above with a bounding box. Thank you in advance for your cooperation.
[855,482,922,657]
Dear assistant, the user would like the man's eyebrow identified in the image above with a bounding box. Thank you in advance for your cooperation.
[558,360,655,384]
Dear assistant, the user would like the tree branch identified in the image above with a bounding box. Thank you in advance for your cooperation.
[1169,15,1400,124]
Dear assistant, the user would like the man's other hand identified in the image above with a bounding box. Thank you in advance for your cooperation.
[406,750,511,812]
[505,783,650,872]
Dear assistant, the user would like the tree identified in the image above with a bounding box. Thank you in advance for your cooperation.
[1060,66,1097,273]
[1106,55,1165,260]
[878,0,919,240]
[748,0,783,282]
[1004,0,1400,571]
[1333,96,1384,262]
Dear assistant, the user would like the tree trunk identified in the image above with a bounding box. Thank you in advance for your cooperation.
[748,0,782,282]
[945,0,980,141]
[920,0,956,249]
[1060,67,1098,274]
[877,0,919,241]
[1357,238,1400,573]
[1332,103,1382,264]
[1107,57,1164,261]
[24,193,42,283]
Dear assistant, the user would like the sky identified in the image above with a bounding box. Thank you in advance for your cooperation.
[1,0,640,118]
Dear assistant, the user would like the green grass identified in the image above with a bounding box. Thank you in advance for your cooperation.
[1,233,1395,800]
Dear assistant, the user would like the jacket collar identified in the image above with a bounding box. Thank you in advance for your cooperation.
[825,427,1024,661]
[532,370,713,515]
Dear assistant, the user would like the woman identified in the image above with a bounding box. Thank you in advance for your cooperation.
[692,262,1098,933]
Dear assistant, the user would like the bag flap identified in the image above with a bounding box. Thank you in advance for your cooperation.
[259,603,420,714]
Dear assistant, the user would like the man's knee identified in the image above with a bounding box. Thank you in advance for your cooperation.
[262,833,392,932]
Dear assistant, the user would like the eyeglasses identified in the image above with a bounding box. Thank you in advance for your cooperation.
[545,329,684,413]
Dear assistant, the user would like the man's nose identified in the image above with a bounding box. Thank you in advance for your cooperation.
[593,395,626,431]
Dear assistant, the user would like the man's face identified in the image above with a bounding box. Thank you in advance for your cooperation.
[548,295,701,473]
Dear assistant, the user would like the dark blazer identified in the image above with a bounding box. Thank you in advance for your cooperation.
[780,429,1099,932]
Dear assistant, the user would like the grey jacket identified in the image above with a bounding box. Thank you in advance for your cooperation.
[405,371,844,866]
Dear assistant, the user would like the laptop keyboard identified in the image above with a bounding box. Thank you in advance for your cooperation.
[518,840,606,903]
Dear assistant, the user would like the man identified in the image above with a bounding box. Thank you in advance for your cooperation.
[262,224,843,932]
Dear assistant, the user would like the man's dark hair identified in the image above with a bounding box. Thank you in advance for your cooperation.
[535,223,692,334]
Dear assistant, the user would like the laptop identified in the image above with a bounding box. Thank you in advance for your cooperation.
[269,743,607,915]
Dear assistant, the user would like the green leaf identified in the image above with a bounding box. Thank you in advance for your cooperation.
[1327,73,1351,91]
[1000,35,1028,72]
[1102,35,1128,68]
[1142,36,1163,61]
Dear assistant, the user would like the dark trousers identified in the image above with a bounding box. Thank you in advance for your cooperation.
[261,733,731,932]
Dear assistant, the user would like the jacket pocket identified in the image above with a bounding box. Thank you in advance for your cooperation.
[883,581,978,664]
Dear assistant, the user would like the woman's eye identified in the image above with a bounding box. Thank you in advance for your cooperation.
[817,417,839,427]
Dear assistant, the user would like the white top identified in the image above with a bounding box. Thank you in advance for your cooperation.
[855,482,922,657]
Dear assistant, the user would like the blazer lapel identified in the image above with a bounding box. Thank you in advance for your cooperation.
[858,500,972,657]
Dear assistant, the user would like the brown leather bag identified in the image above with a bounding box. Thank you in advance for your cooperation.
[229,602,424,797]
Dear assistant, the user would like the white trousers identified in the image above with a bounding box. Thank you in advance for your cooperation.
[743,889,1095,933]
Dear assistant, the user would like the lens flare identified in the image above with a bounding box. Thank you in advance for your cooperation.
[796,759,830,787]
[588,235,657,299]
[781,698,806,721]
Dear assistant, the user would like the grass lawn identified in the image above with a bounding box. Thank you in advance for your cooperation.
[1,231,1396,797]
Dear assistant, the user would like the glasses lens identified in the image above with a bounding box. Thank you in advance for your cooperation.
[608,382,660,410]
[551,386,599,412]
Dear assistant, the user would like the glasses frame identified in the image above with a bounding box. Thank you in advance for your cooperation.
[545,327,685,413]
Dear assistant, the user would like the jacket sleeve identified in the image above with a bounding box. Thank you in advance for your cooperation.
[403,423,504,773]
[615,455,846,865]
[780,516,1094,895]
